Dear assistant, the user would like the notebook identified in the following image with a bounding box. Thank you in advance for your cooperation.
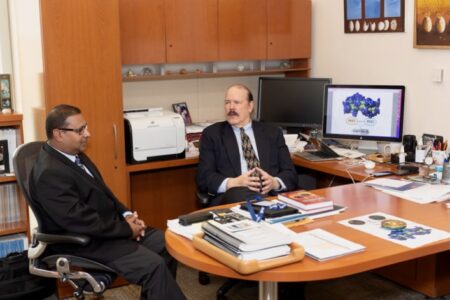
[294,138,341,161]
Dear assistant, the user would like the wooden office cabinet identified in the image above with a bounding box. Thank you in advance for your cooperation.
[119,0,166,65]
[165,0,218,63]
[267,0,311,59]
[218,0,267,61]
[40,0,129,205]
[0,114,28,238]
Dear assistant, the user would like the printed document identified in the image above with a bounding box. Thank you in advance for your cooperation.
[293,229,365,261]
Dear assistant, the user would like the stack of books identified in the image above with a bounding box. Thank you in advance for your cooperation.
[278,190,333,214]
[201,218,292,261]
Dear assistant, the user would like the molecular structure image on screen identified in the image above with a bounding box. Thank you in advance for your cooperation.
[342,92,381,118]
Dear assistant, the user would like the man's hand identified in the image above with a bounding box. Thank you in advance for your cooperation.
[255,167,280,195]
[227,169,262,192]
[126,211,146,241]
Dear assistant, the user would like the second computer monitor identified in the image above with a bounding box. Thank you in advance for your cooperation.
[257,77,332,131]
[322,84,405,143]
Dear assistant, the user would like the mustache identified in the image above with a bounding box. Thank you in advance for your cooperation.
[227,111,239,116]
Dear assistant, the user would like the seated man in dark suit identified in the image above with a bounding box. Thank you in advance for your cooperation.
[197,83,298,205]
[29,104,185,300]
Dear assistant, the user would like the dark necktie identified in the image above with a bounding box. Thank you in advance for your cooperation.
[75,155,90,176]
[240,128,260,176]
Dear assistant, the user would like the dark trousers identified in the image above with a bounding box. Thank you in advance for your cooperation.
[210,186,261,206]
[106,228,186,300]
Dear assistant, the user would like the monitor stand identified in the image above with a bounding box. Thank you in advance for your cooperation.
[357,141,378,154]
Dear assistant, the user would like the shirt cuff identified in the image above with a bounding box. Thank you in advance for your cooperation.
[122,211,133,218]
[274,177,286,191]
[218,178,230,194]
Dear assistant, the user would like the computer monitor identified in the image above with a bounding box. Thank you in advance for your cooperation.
[322,84,405,144]
[257,77,332,131]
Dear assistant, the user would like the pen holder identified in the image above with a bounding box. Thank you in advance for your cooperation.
[415,148,427,163]
[432,150,447,165]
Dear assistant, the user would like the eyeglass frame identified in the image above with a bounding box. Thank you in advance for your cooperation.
[57,123,88,135]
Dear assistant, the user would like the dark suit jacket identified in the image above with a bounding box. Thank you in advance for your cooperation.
[29,143,136,263]
[197,121,298,196]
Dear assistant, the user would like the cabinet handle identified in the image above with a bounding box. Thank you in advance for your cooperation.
[112,123,118,160]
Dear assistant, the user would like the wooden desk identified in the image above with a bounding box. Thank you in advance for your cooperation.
[127,155,400,229]
[166,183,450,299]
[292,155,399,183]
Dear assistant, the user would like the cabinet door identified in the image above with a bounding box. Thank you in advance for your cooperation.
[165,0,218,63]
[267,0,311,59]
[218,0,267,61]
[119,0,166,64]
[41,0,128,204]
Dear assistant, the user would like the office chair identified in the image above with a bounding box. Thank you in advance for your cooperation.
[13,141,117,300]
[196,190,239,300]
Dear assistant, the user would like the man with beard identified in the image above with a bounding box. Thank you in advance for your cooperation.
[197,84,298,205]
[29,104,185,300]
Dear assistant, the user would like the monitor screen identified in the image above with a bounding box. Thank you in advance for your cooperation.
[257,77,332,129]
[322,85,405,142]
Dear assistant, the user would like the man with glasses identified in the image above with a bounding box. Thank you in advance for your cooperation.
[29,104,185,300]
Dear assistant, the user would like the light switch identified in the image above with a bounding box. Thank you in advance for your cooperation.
[432,68,443,83]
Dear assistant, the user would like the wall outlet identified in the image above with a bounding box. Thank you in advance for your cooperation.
[432,68,443,83]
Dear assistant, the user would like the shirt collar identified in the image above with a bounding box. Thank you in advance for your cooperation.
[47,142,77,163]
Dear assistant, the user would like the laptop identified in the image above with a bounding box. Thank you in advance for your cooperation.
[294,138,341,162]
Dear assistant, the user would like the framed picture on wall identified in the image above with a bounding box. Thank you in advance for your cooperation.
[414,0,450,49]
[172,102,193,126]
[344,0,405,33]
[0,139,9,174]
[0,74,13,112]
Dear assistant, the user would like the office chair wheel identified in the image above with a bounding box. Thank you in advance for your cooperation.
[198,271,210,285]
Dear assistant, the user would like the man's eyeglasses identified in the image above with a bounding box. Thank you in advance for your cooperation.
[58,124,88,135]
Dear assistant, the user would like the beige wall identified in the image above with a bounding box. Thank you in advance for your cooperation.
[5,0,450,228]
[310,0,450,140]
[10,0,450,142]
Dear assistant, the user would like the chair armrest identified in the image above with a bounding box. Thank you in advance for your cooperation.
[35,232,91,246]
[196,190,211,207]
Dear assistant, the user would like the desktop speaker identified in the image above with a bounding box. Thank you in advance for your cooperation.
[402,135,417,162]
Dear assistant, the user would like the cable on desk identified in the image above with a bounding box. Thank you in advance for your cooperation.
[328,175,336,187]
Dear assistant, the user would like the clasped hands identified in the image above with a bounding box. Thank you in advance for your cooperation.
[126,211,146,241]
[228,167,280,195]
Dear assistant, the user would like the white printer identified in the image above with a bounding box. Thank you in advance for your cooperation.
[124,108,186,163]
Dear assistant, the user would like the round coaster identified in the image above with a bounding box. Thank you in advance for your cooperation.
[348,220,365,225]
[381,219,407,230]
[369,215,386,220]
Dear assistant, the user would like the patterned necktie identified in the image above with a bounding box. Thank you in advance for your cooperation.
[240,128,260,175]
[75,155,89,174]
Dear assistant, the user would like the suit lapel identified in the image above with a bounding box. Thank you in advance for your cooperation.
[43,144,115,198]
[221,123,241,176]
[252,122,270,170]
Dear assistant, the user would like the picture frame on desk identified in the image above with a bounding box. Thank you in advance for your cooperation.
[0,139,10,174]
[0,74,13,113]
[172,102,193,126]
[414,0,450,49]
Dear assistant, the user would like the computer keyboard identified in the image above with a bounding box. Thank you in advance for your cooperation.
[330,146,366,159]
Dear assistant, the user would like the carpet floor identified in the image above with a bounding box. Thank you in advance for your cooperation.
[58,263,450,299]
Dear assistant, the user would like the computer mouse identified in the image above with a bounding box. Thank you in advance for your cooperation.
[364,160,376,169]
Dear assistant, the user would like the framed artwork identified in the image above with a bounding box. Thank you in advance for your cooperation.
[172,102,193,126]
[0,74,12,112]
[344,0,405,33]
[414,0,450,49]
[0,140,9,174]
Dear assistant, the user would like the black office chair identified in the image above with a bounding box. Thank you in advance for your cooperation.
[13,141,117,300]
[196,190,239,300]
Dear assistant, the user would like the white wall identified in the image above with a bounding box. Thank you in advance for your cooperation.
[310,0,450,140]
[5,0,450,229]
[0,0,12,73]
